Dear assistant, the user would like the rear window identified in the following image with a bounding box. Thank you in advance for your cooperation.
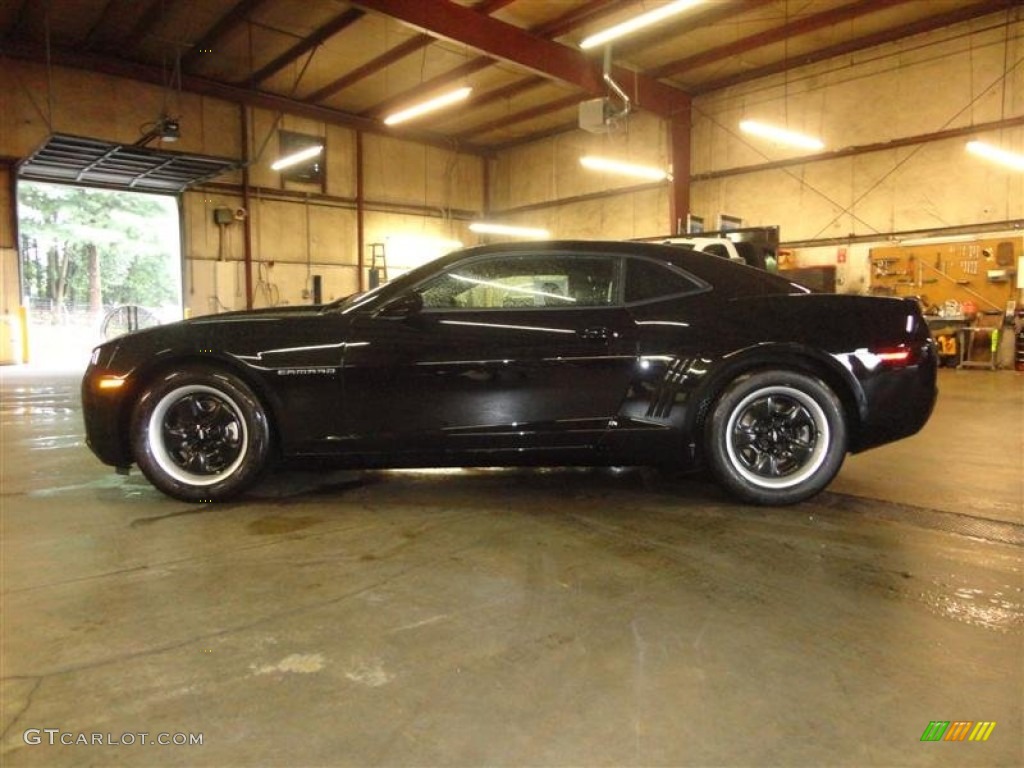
[625,257,705,303]
[648,243,803,297]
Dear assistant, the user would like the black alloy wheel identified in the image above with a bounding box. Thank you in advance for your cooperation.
[131,367,270,502]
[706,370,847,505]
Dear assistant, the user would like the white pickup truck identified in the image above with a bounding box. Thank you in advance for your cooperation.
[661,237,777,272]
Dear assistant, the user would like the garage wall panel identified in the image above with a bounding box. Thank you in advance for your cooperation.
[490,112,670,215]
[0,62,241,161]
[363,211,470,275]
[689,12,1023,242]
[1,59,489,321]
[362,134,482,212]
[499,187,670,242]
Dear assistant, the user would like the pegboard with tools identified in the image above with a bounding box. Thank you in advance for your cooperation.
[868,237,1020,318]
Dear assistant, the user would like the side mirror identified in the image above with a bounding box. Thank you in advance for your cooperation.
[377,291,423,319]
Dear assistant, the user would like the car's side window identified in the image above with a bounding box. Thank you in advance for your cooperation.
[625,257,706,304]
[418,254,618,310]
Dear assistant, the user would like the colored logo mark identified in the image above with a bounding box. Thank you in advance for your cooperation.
[920,721,996,742]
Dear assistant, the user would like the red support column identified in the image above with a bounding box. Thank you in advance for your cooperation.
[356,130,365,292]
[240,104,254,309]
[669,113,691,235]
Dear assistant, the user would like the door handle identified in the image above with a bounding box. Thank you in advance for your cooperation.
[578,326,611,341]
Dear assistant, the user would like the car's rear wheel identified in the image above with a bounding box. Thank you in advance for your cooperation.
[706,370,846,505]
[131,367,270,502]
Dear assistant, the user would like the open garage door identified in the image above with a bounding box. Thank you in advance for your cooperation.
[12,135,239,369]
[18,134,238,194]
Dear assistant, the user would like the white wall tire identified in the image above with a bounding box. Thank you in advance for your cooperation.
[707,371,847,505]
[132,368,270,502]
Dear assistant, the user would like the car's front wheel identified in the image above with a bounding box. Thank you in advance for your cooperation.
[131,367,270,502]
[706,370,847,505]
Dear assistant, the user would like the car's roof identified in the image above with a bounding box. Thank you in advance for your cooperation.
[407,240,799,297]
[366,239,798,309]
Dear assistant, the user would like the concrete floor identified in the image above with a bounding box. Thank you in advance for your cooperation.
[0,365,1021,767]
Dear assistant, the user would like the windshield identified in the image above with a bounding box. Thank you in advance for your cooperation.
[321,283,386,313]
[319,253,452,314]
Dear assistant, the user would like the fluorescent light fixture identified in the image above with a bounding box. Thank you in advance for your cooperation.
[271,144,323,170]
[966,140,1024,171]
[580,0,705,49]
[469,222,551,239]
[580,155,669,181]
[383,86,473,126]
[739,120,824,151]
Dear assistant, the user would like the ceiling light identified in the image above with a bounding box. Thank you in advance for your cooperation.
[580,155,669,181]
[383,86,473,126]
[739,120,824,151]
[469,222,551,239]
[580,0,705,50]
[271,144,323,171]
[966,140,1024,171]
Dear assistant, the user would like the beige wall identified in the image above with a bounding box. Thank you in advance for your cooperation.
[489,111,673,239]
[0,60,485,318]
[689,13,1024,242]
[487,11,1022,263]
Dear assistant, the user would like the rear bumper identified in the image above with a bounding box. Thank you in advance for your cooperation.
[850,341,938,452]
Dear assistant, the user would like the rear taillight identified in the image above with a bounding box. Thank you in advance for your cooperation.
[875,349,912,364]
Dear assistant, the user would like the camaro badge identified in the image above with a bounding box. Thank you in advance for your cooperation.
[276,367,337,376]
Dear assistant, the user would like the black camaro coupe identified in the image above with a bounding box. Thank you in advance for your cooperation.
[83,241,937,505]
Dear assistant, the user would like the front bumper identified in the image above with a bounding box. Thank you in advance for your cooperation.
[81,363,135,468]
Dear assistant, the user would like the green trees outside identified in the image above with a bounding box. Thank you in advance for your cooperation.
[18,182,181,319]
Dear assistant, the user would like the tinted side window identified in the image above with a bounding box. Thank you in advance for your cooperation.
[419,254,617,310]
[625,258,704,303]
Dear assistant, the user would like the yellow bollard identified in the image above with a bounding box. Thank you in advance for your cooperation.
[19,305,29,364]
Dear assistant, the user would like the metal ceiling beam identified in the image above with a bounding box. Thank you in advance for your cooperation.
[693,0,1022,94]
[180,0,272,71]
[119,0,172,54]
[303,33,433,101]
[351,0,689,118]
[531,0,633,40]
[649,0,915,80]
[360,0,636,120]
[82,0,121,50]
[464,75,547,112]
[4,0,35,45]
[303,0,515,103]
[1,41,493,157]
[244,7,366,84]
[455,94,583,140]
[365,57,495,119]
